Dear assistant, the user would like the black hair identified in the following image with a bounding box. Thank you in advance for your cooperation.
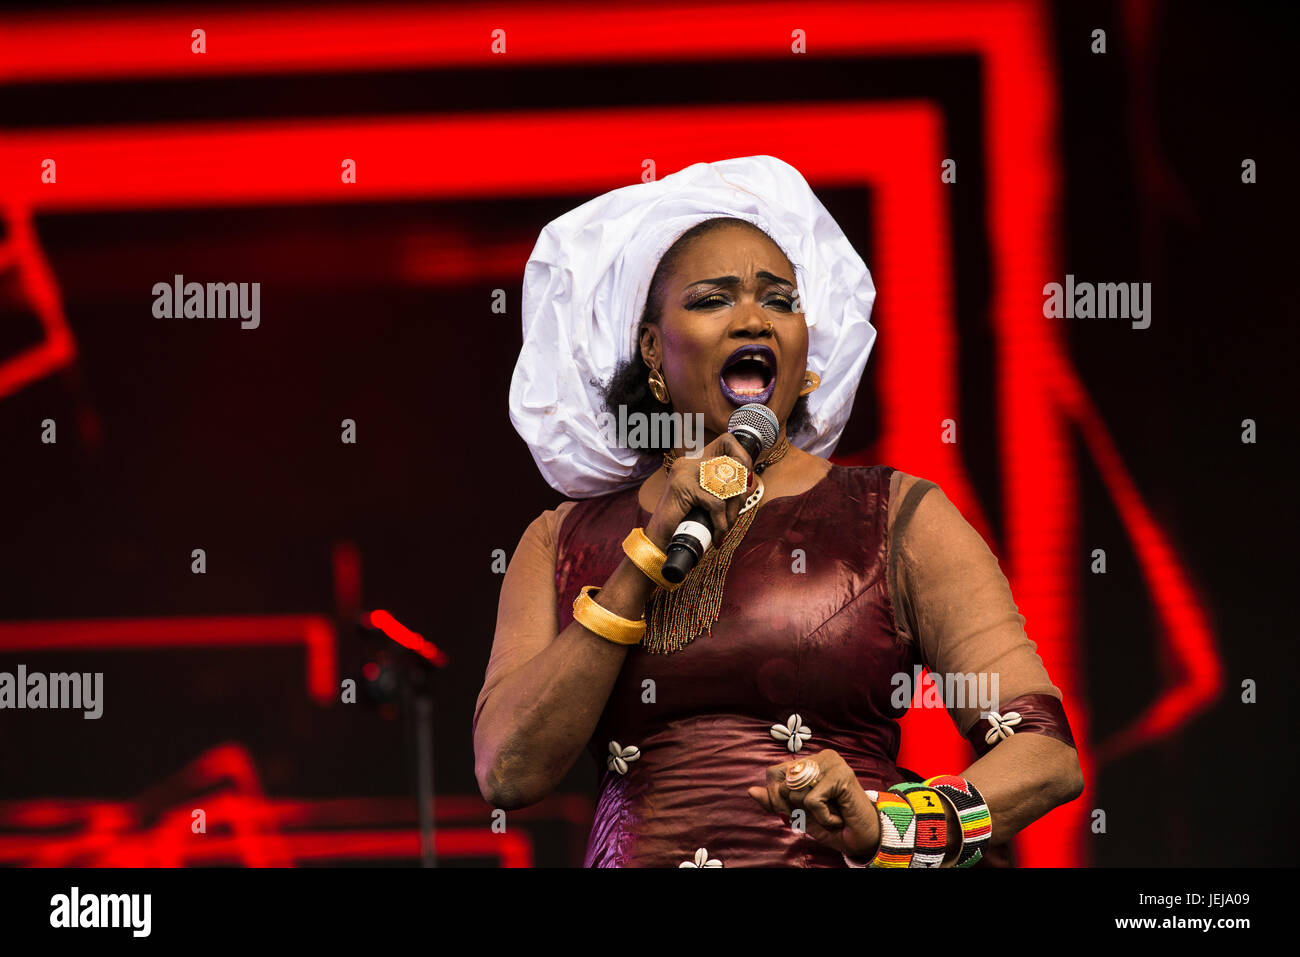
[599,217,812,453]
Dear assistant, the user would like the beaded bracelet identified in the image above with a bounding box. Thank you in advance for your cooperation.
[922,775,991,868]
[862,789,916,868]
[887,783,948,868]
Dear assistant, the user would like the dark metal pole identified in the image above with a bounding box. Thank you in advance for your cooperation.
[415,692,436,867]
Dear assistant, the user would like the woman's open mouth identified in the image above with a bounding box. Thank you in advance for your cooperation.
[719,344,777,406]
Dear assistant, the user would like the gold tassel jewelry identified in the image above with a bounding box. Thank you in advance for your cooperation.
[643,436,791,654]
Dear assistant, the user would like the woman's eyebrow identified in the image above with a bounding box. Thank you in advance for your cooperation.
[684,271,795,289]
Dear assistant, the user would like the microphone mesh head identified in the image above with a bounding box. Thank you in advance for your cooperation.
[727,403,779,451]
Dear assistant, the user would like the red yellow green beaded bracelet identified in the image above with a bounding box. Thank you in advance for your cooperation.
[887,782,948,868]
[863,789,916,868]
[923,775,991,868]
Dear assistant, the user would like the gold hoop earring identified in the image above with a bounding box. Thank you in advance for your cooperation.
[647,366,671,404]
[798,370,821,396]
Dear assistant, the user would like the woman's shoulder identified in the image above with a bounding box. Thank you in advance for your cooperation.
[526,481,639,551]
[887,469,941,505]
[875,470,967,541]
[525,499,583,549]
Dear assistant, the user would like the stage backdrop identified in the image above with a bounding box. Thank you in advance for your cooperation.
[0,0,1293,866]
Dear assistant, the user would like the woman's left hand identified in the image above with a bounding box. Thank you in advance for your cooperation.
[748,748,881,859]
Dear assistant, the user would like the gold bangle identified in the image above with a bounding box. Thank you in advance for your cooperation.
[621,528,681,592]
[572,585,646,646]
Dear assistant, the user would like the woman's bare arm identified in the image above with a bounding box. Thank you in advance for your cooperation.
[956,732,1082,852]
[473,505,644,808]
[472,504,684,810]
[474,435,759,810]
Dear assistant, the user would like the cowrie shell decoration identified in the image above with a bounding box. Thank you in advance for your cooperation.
[679,847,723,868]
[983,710,1023,745]
[770,714,812,752]
[607,741,641,775]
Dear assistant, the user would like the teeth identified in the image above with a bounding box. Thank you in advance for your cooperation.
[726,352,773,370]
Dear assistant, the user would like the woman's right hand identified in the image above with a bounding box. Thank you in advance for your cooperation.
[643,432,756,551]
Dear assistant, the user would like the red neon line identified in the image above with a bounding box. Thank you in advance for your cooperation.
[280,829,533,867]
[0,741,537,866]
[0,794,595,830]
[1049,348,1222,763]
[0,103,922,212]
[0,615,337,705]
[151,745,294,866]
[0,206,78,399]
[0,829,533,868]
[367,609,448,666]
[961,0,1084,868]
[0,1,1040,84]
[0,340,74,400]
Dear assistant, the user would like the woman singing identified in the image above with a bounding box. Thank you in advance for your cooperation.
[474,156,1083,867]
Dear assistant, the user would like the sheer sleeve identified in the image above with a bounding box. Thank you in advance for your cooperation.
[887,472,1074,754]
[473,500,580,735]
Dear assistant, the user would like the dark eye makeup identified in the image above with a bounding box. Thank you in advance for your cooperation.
[687,292,795,310]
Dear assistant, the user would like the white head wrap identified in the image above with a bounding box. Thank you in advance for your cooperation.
[509,154,877,499]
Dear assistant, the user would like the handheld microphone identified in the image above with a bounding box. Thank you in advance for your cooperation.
[661,403,780,584]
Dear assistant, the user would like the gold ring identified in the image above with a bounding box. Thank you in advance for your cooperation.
[784,759,821,791]
[699,455,748,500]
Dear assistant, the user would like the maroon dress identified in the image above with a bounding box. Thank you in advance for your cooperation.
[554,463,921,867]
